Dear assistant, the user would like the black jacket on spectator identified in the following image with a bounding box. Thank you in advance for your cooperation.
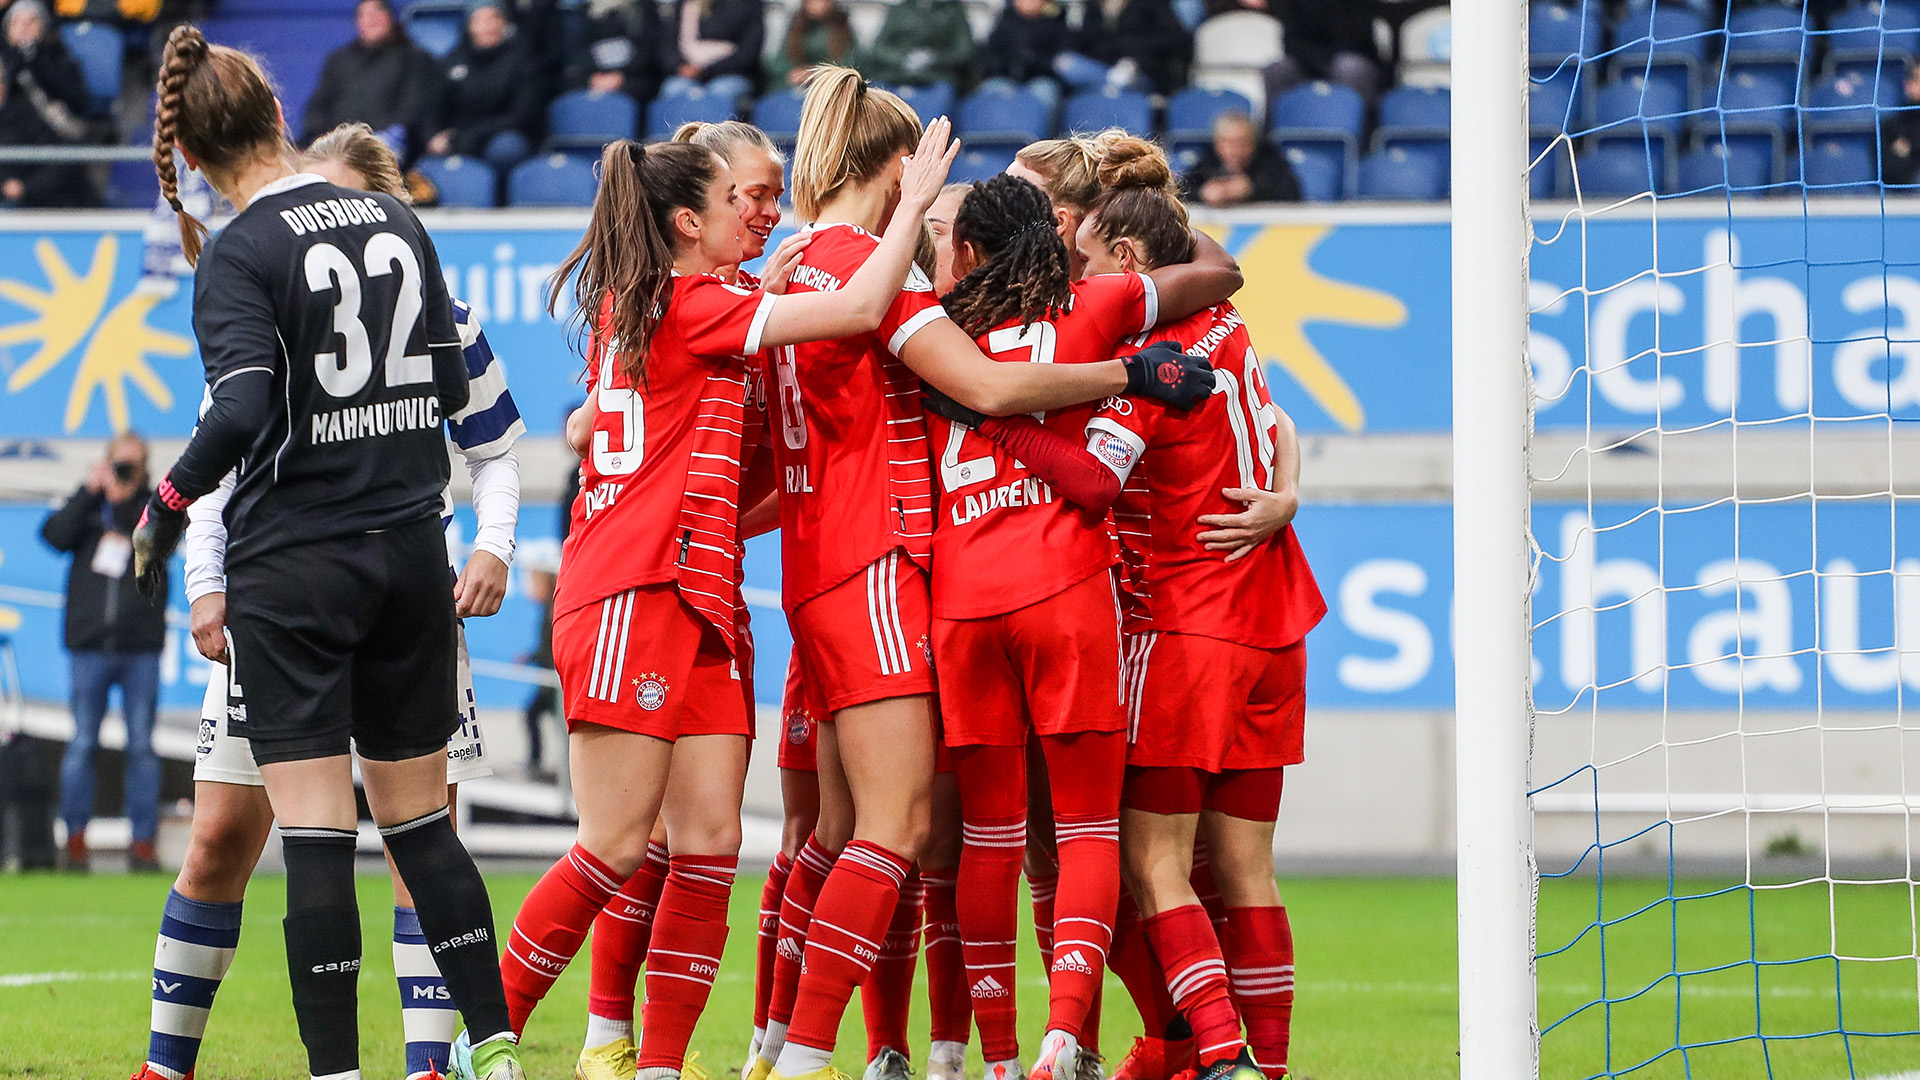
[509,0,568,97]
[980,6,1074,84]
[1077,0,1190,93]
[0,43,95,206]
[1182,141,1301,203]
[570,0,663,99]
[436,33,543,155]
[1883,104,1920,186]
[301,31,443,149]
[1276,0,1379,78]
[658,0,766,93]
[41,486,168,654]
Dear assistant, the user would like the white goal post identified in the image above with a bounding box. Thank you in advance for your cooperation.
[1452,0,1541,1077]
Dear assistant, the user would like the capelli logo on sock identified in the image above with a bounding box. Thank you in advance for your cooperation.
[311,959,362,974]
[432,928,492,954]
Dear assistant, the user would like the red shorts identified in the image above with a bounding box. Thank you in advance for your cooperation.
[934,570,1124,748]
[1123,765,1285,820]
[1126,633,1305,771]
[789,550,935,713]
[778,651,822,772]
[554,583,751,740]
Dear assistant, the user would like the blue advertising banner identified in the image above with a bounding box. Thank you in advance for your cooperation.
[7,497,1917,714]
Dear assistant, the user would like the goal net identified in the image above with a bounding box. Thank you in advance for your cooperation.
[1493,1,1920,1076]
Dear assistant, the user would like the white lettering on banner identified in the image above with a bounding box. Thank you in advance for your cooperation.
[1704,233,1810,414]
[440,243,562,325]
[1833,276,1920,411]
[1589,278,1685,413]
[1557,513,1666,692]
[1336,558,1433,693]
[1685,558,1802,694]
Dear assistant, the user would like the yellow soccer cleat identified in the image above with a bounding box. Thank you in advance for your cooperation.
[743,1057,776,1080]
[769,1066,854,1080]
[682,1050,712,1080]
[576,1036,638,1080]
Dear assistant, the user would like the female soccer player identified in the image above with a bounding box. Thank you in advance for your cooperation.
[128,122,525,1080]
[1006,132,1133,278]
[491,124,960,1079]
[750,66,1217,1080]
[130,25,525,1080]
[928,172,1241,1080]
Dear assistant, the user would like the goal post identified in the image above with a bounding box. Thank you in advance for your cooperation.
[1452,0,1541,1077]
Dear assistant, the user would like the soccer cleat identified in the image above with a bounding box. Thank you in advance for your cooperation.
[128,1065,189,1080]
[864,1047,914,1080]
[472,1035,528,1080]
[1031,1032,1080,1080]
[986,1060,1025,1080]
[576,1036,638,1080]
[1192,1051,1263,1080]
[768,1067,853,1080]
[449,1031,475,1080]
[1076,1050,1107,1080]
[926,1043,966,1080]
[683,1050,712,1080]
[743,1056,775,1080]
[1112,1037,1195,1080]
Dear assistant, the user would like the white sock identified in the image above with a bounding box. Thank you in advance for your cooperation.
[930,1041,967,1068]
[637,1069,680,1080]
[312,1072,362,1080]
[746,1028,765,1070]
[757,1020,789,1068]
[774,1041,834,1076]
[584,1012,635,1049]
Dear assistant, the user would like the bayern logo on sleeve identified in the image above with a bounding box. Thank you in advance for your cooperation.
[1092,430,1140,471]
[634,673,671,711]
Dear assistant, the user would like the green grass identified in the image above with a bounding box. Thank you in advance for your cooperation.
[1,872,1914,1079]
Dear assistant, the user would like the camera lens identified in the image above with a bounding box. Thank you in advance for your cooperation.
[112,462,136,481]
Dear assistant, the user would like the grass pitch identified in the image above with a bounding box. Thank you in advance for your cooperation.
[2,871,1915,1079]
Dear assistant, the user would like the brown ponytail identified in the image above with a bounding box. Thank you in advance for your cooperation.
[548,139,723,386]
[791,65,921,220]
[942,174,1073,338]
[153,23,289,265]
[1087,136,1195,271]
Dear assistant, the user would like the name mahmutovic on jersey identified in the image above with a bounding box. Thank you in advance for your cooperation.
[310,395,443,445]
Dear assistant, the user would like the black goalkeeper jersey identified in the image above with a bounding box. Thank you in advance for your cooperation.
[179,174,469,566]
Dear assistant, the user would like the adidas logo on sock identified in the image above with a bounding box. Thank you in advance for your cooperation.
[777,937,804,962]
[1051,949,1094,975]
[971,975,1010,999]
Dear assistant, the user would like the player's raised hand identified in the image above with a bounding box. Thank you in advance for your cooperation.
[761,231,813,295]
[898,116,960,215]
[1122,341,1217,412]
[455,549,510,618]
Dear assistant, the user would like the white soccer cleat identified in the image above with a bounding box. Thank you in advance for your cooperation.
[1030,1031,1081,1080]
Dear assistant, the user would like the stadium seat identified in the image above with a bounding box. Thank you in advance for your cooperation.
[104,160,159,210]
[1802,131,1879,191]
[1271,81,1366,142]
[1823,2,1920,75]
[1529,74,1584,135]
[508,153,599,207]
[1572,140,1666,198]
[1530,134,1570,198]
[751,88,807,152]
[546,90,637,151]
[891,82,957,124]
[1724,4,1808,86]
[403,4,463,59]
[956,85,1053,149]
[1166,86,1254,148]
[949,147,1016,184]
[1694,131,1783,188]
[1706,69,1797,140]
[1192,11,1284,122]
[1676,141,1774,193]
[202,16,348,132]
[1282,144,1344,201]
[1592,73,1688,142]
[645,86,737,141]
[59,22,122,115]
[1374,85,1449,158]
[1356,147,1445,200]
[1529,1,1605,67]
[1064,88,1153,136]
[1397,5,1452,88]
[1805,70,1899,132]
[415,154,497,208]
[1611,3,1709,74]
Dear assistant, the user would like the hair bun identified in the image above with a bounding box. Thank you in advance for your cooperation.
[1095,135,1174,193]
[671,121,711,143]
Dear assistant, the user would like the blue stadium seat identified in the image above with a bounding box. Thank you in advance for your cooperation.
[1823,2,1920,74]
[1572,140,1666,197]
[1694,131,1783,188]
[1165,86,1253,148]
[1064,88,1152,136]
[404,5,463,59]
[416,154,497,208]
[1356,147,1445,200]
[1530,135,1569,198]
[956,85,1053,149]
[1373,85,1449,168]
[546,90,637,150]
[890,83,957,123]
[508,154,599,207]
[1282,144,1344,201]
[645,86,737,141]
[1707,69,1797,138]
[949,147,1016,184]
[105,160,159,210]
[1529,1,1605,66]
[59,22,121,115]
[1611,3,1709,71]
[1592,73,1688,141]
[1724,4,1807,86]
[1802,131,1878,191]
[751,88,807,150]
[1529,76,1583,135]
[221,0,359,11]
[1271,80,1365,143]
[1676,141,1774,193]
[1530,63,1592,133]
[1805,70,1899,132]
[202,16,348,132]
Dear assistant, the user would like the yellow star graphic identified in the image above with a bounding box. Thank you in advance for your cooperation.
[1211,224,1408,432]
[66,289,190,433]
[0,236,116,394]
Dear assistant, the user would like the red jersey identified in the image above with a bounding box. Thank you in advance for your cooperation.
[930,272,1160,619]
[555,274,779,654]
[767,223,947,609]
[1086,303,1325,649]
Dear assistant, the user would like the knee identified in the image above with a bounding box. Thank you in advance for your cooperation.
[579,828,652,878]
[669,815,743,858]
[1206,838,1278,903]
[176,822,267,901]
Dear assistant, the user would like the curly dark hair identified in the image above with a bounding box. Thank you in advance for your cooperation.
[941,174,1074,338]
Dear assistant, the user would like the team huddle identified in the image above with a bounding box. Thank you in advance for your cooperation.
[123,21,1322,1080]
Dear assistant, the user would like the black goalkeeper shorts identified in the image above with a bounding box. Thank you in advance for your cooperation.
[225,517,459,766]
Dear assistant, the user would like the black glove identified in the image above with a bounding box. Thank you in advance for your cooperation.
[1122,340,1216,412]
[132,492,187,601]
[922,383,987,430]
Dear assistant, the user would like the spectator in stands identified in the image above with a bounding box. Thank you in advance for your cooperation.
[1182,109,1299,205]
[1057,0,1189,95]
[1262,0,1382,104]
[41,433,167,873]
[507,0,568,99]
[768,0,858,88]
[659,0,764,102]
[0,3,95,207]
[979,0,1072,110]
[1882,64,1920,186]
[865,0,973,89]
[569,0,662,102]
[301,0,442,160]
[426,0,542,170]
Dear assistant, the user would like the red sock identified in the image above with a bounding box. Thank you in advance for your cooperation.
[1084,988,1104,1054]
[769,835,836,1028]
[1030,869,1059,972]
[1222,906,1293,1078]
[955,743,1028,1063]
[1143,905,1243,1067]
[783,840,913,1053]
[588,840,669,1025]
[1109,893,1178,1036]
[921,869,971,1044]
[503,844,627,1033]
[638,855,737,1069]
[754,851,794,1031]
[1190,843,1227,930]
[1046,814,1119,1038]
[863,871,922,1060]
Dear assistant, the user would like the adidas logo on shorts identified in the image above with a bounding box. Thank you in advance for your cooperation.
[1052,949,1094,975]
[971,975,1010,999]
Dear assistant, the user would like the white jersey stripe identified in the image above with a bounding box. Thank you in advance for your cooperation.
[588,595,614,704]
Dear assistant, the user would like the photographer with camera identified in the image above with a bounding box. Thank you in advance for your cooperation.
[40,432,168,872]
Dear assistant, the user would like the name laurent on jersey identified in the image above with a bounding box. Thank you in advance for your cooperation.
[950,476,1056,526]
[310,396,442,445]
[277,195,390,236]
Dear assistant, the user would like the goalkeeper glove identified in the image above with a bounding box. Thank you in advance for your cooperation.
[132,480,190,600]
[1122,340,1217,411]
[921,384,987,430]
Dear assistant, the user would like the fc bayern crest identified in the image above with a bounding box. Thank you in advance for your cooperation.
[634,672,670,711]
[787,713,812,745]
